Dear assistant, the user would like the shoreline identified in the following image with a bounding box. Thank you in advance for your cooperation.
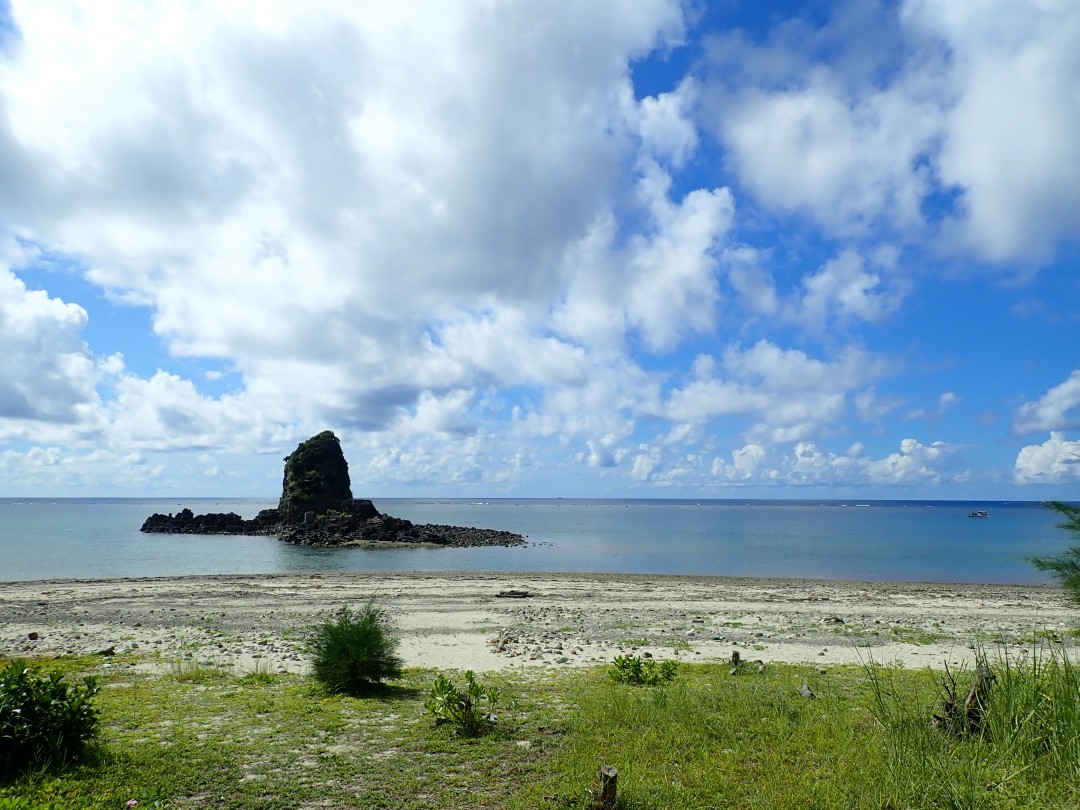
[2,572,1076,675]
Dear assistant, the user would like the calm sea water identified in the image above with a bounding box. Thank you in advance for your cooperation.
[0,498,1071,584]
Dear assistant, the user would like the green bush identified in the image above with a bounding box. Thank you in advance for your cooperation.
[608,654,678,685]
[425,670,500,736]
[0,659,100,779]
[307,603,403,695]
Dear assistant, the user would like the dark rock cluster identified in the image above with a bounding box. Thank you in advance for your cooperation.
[140,432,524,549]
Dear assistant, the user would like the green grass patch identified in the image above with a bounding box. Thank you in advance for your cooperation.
[4,647,1080,809]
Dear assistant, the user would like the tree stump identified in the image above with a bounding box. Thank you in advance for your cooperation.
[596,764,618,809]
[932,663,996,734]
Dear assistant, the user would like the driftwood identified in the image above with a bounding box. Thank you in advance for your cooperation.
[495,590,532,599]
[932,663,996,734]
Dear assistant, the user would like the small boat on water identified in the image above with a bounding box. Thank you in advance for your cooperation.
[967,510,990,518]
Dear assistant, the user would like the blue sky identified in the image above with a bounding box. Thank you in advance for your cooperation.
[0,0,1078,499]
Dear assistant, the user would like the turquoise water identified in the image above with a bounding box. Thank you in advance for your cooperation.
[0,498,1070,584]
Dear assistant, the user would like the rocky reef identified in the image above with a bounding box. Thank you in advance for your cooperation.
[140,432,524,549]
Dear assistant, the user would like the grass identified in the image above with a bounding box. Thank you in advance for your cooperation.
[4,647,1080,809]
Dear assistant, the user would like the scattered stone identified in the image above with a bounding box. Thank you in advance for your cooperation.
[800,684,816,699]
[27,631,38,640]
[497,590,532,599]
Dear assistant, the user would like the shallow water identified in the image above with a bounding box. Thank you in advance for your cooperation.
[0,497,1069,584]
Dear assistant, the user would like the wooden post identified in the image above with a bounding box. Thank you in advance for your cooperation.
[597,764,618,809]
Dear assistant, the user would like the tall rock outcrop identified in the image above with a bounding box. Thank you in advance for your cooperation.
[139,430,524,548]
[278,430,353,518]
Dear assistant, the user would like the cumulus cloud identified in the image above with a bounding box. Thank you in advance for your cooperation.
[703,0,1080,265]
[665,340,885,444]
[710,437,963,486]
[0,0,690,445]
[787,248,907,333]
[1014,369,1080,433]
[0,446,165,494]
[1014,432,1080,483]
[0,264,105,437]
[0,1,1071,497]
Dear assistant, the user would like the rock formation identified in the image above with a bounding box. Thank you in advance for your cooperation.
[140,431,524,549]
[278,430,353,519]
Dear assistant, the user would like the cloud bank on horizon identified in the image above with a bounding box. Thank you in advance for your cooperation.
[0,0,1078,498]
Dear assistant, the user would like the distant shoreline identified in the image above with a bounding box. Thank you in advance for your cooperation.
[3,572,1075,674]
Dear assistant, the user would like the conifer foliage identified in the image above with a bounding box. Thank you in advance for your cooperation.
[307,603,403,695]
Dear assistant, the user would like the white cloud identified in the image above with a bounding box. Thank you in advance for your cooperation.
[665,340,884,444]
[1014,369,1080,433]
[622,164,734,350]
[0,265,105,437]
[905,390,960,421]
[788,248,907,332]
[637,79,699,168]
[0,446,165,494]
[0,0,691,449]
[704,0,1080,264]
[0,1,1064,498]
[710,437,963,486]
[1014,432,1080,482]
[908,0,1080,262]
[855,387,904,424]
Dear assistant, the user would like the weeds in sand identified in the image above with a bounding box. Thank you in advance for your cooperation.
[169,654,229,683]
[425,670,501,736]
[608,655,678,686]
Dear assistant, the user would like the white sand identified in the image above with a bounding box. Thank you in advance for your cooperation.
[2,573,1076,674]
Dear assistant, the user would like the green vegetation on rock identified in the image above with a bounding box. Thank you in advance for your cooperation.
[277,430,353,518]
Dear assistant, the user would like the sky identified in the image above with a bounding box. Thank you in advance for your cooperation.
[0,0,1078,500]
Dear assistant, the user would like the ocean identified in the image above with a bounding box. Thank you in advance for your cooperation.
[0,498,1070,585]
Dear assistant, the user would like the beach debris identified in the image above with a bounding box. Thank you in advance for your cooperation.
[496,590,532,599]
[822,616,845,625]
[729,649,741,675]
[932,662,995,735]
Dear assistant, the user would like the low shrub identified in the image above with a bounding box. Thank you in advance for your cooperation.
[425,670,500,735]
[608,654,678,686]
[307,602,403,695]
[0,659,100,779]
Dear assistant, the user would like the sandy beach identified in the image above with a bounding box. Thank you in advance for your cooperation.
[2,573,1077,675]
